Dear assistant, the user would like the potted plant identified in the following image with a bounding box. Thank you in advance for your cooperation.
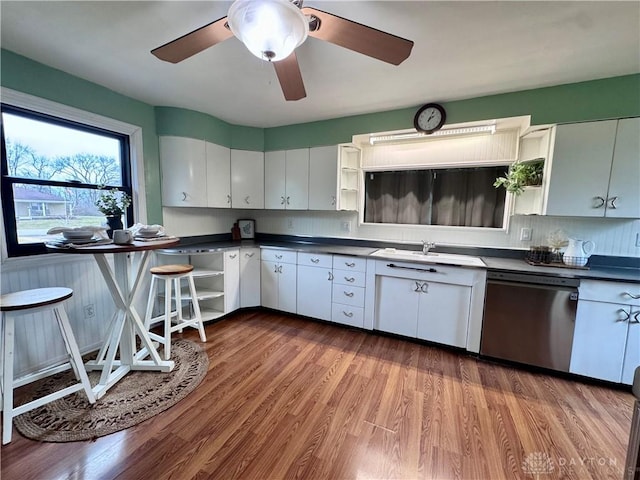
[493,158,544,195]
[95,187,131,237]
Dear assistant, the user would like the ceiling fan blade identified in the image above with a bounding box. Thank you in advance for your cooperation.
[151,16,233,63]
[302,7,413,65]
[273,52,307,101]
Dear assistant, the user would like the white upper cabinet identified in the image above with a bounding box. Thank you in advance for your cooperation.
[264,149,309,210]
[309,145,339,210]
[606,117,640,218]
[231,149,264,209]
[160,136,208,207]
[206,142,231,208]
[545,118,639,218]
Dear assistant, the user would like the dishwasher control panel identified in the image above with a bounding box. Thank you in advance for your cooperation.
[487,270,580,288]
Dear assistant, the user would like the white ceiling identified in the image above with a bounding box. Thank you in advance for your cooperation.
[1,1,639,128]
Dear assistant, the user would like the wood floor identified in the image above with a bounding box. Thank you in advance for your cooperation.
[1,310,634,480]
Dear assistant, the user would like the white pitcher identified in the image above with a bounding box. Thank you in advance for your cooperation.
[563,238,595,267]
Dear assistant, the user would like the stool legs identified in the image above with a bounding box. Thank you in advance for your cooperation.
[1,304,95,444]
[144,272,206,360]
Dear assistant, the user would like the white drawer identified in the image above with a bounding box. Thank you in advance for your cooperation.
[579,280,640,306]
[297,252,333,268]
[332,269,366,287]
[331,303,364,328]
[332,285,365,307]
[333,255,366,272]
[261,248,297,264]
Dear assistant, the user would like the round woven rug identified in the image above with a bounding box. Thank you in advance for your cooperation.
[13,338,208,442]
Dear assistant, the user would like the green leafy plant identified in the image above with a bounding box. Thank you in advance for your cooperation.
[95,187,131,216]
[493,158,544,195]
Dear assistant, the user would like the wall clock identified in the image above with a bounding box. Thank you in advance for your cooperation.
[414,103,446,134]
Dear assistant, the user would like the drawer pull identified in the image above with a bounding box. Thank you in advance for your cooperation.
[245,252,255,258]
[328,272,334,281]
[311,258,320,264]
[617,309,630,322]
[414,281,429,293]
[229,253,237,259]
[345,277,355,282]
[343,291,354,297]
[281,196,286,205]
[345,262,356,267]
[631,311,640,324]
[275,254,283,259]
[244,196,251,204]
[623,291,640,299]
[342,311,354,318]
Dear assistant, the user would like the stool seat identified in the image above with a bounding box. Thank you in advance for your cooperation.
[1,287,73,312]
[150,264,194,276]
[144,264,206,360]
[1,287,95,444]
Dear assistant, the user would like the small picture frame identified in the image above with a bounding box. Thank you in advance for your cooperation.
[237,219,255,239]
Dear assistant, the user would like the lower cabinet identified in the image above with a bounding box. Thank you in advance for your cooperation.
[261,249,297,313]
[240,247,261,308]
[373,261,476,349]
[570,280,640,384]
[297,253,333,321]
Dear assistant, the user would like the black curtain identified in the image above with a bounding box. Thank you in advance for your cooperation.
[364,170,432,224]
[431,167,505,227]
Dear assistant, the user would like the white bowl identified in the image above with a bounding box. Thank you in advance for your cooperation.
[138,227,160,237]
[63,230,94,241]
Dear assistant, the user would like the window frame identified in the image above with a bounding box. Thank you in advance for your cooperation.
[0,87,147,260]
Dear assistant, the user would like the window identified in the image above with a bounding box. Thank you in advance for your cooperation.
[1,104,133,256]
[364,166,508,228]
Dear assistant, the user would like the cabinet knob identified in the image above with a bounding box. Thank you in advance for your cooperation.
[631,311,640,324]
[286,196,290,205]
[281,196,285,205]
[278,265,283,273]
[593,196,606,208]
[342,311,354,318]
[244,196,250,204]
[227,194,231,204]
[182,192,188,201]
[607,196,618,209]
[331,196,336,206]
[328,272,334,281]
[414,281,429,293]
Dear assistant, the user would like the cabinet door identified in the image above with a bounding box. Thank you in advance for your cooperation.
[570,300,628,382]
[622,314,640,385]
[607,117,640,218]
[240,248,261,308]
[297,265,332,321]
[224,250,240,313]
[545,120,618,217]
[264,150,286,209]
[416,282,471,348]
[160,136,207,207]
[206,142,231,208]
[376,276,419,337]
[309,145,339,210]
[231,150,264,209]
[278,262,297,314]
[261,260,279,310]
[285,148,309,210]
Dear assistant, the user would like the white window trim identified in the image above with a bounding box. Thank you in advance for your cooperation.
[0,87,147,264]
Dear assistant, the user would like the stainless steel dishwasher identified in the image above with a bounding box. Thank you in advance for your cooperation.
[480,271,580,372]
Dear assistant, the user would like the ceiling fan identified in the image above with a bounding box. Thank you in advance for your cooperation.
[151,0,414,101]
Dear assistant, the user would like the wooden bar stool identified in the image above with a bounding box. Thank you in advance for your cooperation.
[1,287,96,444]
[144,264,206,360]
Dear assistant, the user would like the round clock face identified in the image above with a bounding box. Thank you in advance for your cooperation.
[414,103,446,133]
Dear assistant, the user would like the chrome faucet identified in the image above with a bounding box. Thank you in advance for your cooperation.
[422,241,436,255]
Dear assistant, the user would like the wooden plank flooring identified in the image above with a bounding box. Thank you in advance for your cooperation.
[1,310,634,479]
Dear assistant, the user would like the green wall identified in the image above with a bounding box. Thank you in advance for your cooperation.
[0,49,164,224]
[2,48,639,224]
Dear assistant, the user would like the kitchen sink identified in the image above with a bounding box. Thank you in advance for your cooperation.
[369,248,486,267]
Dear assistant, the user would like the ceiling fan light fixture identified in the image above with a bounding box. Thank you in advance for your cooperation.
[228,0,309,62]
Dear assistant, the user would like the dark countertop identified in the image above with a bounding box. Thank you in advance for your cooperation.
[159,236,640,284]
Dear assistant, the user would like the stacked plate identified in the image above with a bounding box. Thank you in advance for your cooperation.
[62,229,95,243]
[137,227,161,238]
